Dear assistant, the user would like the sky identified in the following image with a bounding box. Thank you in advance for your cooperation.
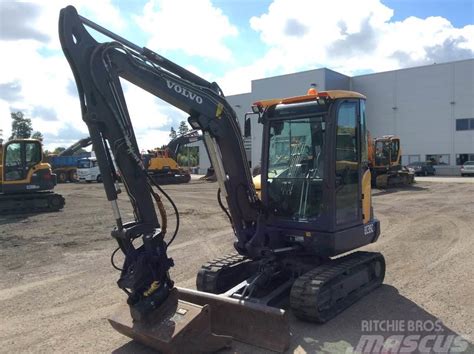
[0,0,473,151]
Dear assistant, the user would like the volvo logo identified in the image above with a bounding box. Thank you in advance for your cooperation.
[166,80,203,104]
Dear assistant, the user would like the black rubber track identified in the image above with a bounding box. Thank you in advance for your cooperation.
[0,192,65,215]
[196,252,256,294]
[290,251,385,323]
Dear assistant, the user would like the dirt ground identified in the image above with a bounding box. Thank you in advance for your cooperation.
[1,180,473,353]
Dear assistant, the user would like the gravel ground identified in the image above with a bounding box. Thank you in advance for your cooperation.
[0,181,473,353]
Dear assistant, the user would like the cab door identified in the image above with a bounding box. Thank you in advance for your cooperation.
[3,140,42,182]
[335,100,361,226]
[4,141,25,181]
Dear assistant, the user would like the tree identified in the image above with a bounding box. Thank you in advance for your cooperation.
[169,126,177,139]
[31,131,43,141]
[53,147,66,155]
[177,146,199,167]
[72,148,87,156]
[9,111,33,139]
[178,120,189,136]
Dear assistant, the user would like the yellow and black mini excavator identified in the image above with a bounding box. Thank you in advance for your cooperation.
[60,6,385,352]
[368,134,415,188]
[0,139,65,214]
[142,131,202,185]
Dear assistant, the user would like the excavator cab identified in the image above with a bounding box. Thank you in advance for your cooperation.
[374,136,400,167]
[370,135,413,188]
[0,139,64,213]
[2,140,43,185]
[255,91,376,246]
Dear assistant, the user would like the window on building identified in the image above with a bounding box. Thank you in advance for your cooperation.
[456,118,474,131]
[402,155,420,165]
[456,154,474,165]
[426,154,450,165]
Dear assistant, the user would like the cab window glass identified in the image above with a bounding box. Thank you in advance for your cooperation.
[5,142,21,167]
[25,142,41,166]
[335,101,360,225]
[267,116,325,221]
[4,142,24,181]
[391,140,400,163]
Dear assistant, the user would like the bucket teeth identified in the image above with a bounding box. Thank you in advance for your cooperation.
[108,289,232,354]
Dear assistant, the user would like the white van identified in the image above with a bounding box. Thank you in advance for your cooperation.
[77,157,102,183]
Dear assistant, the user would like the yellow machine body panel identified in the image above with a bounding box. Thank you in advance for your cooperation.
[252,174,261,199]
[2,162,52,185]
[148,156,180,171]
[362,169,372,224]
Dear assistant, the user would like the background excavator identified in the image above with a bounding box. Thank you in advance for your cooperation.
[142,147,191,184]
[368,134,415,188]
[0,139,65,214]
[144,129,216,183]
[60,6,385,352]
[142,130,203,184]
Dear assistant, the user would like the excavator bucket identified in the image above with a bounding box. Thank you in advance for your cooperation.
[199,168,217,181]
[108,287,290,353]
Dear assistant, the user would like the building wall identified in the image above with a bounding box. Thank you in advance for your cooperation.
[352,59,474,175]
[324,69,350,90]
[227,59,474,174]
[453,60,474,168]
[251,69,327,100]
[187,140,211,175]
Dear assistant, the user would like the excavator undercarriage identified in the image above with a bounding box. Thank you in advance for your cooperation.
[0,191,65,214]
[197,251,385,323]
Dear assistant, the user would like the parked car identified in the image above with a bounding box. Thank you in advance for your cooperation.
[460,161,474,176]
[407,161,436,176]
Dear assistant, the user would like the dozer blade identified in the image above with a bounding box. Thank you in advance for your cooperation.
[109,287,290,353]
[108,288,232,354]
[177,287,290,353]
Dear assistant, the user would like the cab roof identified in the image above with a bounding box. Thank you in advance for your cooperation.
[253,90,366,110]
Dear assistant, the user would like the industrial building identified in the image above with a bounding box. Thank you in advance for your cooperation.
[226,58,474,175]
